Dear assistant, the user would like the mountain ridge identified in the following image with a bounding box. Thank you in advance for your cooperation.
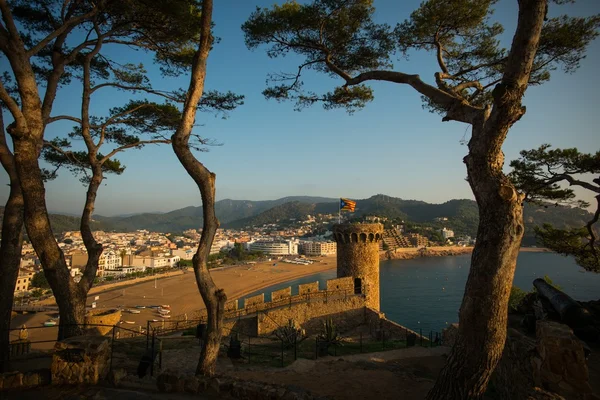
[1,194,591,246]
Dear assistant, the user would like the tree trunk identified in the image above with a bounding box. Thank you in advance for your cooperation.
[169,0,225,376]
[427,120,525,399]
[12,136,86,339]
[78,164,104,292]
[0,114,24,372]
[428,2,546,397]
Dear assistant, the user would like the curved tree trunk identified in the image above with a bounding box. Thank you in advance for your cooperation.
[0,114,24,372]
[427,120,525,399]
[78,167,104,292]
[12,136,86,339]
[427,1,546,397]
[170,0,226,376]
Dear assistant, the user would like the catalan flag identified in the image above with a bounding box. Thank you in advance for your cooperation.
[340,198,356,212]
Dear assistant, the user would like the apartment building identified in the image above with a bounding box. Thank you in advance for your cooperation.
[300,241,337,256]
[249,240,298,255]
[14,268,35,294]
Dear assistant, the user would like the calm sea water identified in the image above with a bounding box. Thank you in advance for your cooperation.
[241,252,600,334]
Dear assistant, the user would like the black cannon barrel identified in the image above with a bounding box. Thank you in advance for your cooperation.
[533,278,593,332]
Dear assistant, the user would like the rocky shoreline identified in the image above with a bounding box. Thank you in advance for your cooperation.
[380,246,473,261]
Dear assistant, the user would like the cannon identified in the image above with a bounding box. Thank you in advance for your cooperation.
[533,278,597,340]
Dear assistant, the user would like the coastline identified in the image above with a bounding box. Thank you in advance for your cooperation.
[380,246,551,261]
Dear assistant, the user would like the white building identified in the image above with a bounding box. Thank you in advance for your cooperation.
[249,240,298,255]
[441,227,455,240]
[14,268,35,294]
[98,250,122,276]
[300,241,336,256]
[129,255,181,269]
[172,248,194,260]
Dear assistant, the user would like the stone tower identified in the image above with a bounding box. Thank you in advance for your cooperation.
[332,223,383,310]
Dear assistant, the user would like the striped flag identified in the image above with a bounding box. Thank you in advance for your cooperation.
[340,198,356,212]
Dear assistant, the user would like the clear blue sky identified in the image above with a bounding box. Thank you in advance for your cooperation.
[1,0,599,216]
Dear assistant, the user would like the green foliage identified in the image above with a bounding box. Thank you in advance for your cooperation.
[30,288,44,298]
[243,0,393,111]
[31,272,50,289]
[509,145,600,272]
[273,319,307,348]
[318,318,342,345]
[508,286,528,312]
[243,0,599,115]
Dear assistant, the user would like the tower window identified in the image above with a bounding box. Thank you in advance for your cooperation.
[354,278,362,295]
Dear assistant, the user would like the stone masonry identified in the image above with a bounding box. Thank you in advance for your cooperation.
[51,335,111,385]
[333,223,384,310]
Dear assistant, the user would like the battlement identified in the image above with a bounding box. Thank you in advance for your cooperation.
[185,276,360,322]
[332,223,384,244]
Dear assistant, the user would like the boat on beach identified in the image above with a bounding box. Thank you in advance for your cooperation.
[124,320,135,324]
[43,319,57,327]
[160,304,171,309]
[128,309,141,314]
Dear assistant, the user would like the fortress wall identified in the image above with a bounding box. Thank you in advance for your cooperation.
[245,293,264,309]
[271,287,292,302]
[364,307,429,342]
[326,277,353,292]
[257,295,367,336]
[224,299,238,313]
[298,281,319,295]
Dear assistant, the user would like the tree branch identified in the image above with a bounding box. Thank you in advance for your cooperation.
[46,115,83,125]
[0,80,24,126]
[26,7,100,58]
[0,0,21,43]
[454,80,483,92]
[90,82,181,102]
[100,139,170,164]
[585,195,600,263]
[344,69,482,124]
[434,30,449,75]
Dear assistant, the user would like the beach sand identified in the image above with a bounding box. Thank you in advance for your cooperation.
[10,256,337,345]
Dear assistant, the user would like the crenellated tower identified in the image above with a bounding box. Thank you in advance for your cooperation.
[332,223,383,310]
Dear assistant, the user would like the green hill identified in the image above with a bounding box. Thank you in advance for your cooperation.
[0,195,593,246]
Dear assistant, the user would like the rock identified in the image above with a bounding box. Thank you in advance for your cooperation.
[106,368,127,386]
[51,336,110,386]
[183,376,201,394]
[206,377,221,395]
[1,372,23,390]
[441,323,459,347]
[22,371,41,387]
[156,372,179,393]
[535,321,593,397]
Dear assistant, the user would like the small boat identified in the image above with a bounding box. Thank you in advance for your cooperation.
[128,309,141,314]
[158,309,170,315]
[151,319,159,322]
[161,315,171,319]
[43,319,57,327]
[124,320,135,324]
[135,305,146,309]
[160,305,171,309]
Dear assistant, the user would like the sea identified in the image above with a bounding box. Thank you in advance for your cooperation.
[241,252,600,334]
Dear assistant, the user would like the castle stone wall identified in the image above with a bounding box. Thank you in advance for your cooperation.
[271,287,291,302]
[333,223,383,310]
[298,281,319,295]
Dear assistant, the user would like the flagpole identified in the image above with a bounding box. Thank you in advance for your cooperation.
[338,199,341,224]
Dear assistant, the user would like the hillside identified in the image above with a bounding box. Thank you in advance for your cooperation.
[0,195,593,245]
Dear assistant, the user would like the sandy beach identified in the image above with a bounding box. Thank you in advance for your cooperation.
[10,256,337,344]
[10,247,551,345]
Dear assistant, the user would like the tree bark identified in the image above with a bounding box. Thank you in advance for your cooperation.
[12,135,87,339]
[0,114,24,372]
[427,1,546,398]
[170,0,225,376]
